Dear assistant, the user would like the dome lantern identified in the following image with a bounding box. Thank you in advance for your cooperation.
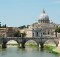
[43,9,45,13]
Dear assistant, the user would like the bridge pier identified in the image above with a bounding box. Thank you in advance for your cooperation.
[40,43,44,49]
[19,43,25,48]
[21,43,25,48]
[19,41,25,48]
[2,43,6,48]
[2,38,7,48]
[21,39,26,48]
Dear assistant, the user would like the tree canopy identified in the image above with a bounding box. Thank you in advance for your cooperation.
[18,25,26,29]
[13,30,26,37]
[55,27,60,33]
[18,25,30,29]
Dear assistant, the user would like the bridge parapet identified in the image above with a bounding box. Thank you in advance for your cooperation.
[0,36,60,48]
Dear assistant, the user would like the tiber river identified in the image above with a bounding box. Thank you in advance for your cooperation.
[0,40,60,57]
[0,46,59,57]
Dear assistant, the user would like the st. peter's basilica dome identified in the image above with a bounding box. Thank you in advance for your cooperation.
[38,10,50,23]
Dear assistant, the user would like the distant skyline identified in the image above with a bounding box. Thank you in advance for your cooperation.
[0,0,60,27]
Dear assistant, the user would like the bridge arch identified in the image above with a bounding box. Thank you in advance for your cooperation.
[6,39,19,44]
[6,40,18,44]
[25,40,38,46]
[44,39,57,47]
[23,39,40,47]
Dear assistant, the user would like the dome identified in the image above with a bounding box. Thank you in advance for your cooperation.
[39,10,49,20]
[38,10,50,23]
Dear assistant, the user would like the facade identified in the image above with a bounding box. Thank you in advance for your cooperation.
[6,27,17,37]
[25,10,58,37]
[0,28,7,37]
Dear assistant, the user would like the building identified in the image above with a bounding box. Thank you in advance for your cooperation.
[0,28,7,37]
[25,10,58,37]
[6,27,17,37]
[0,10,59,38]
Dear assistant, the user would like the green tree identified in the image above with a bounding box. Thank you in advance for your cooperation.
[13,30,26,37]
[18,25,26,29]
[1,24,7,28]
[55,27,60,37]
[21,32,26,37]
[55,27,60,33]
[14,30,21,37]
[27,25,30,28]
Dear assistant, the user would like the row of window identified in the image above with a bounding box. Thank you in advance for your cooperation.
[33,32,43,37]
[38,20,49,23]
[33,31,52,37]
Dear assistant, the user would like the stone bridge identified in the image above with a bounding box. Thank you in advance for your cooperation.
[0,36,60,49]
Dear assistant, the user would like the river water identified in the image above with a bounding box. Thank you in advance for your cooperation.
[0,46,59,57]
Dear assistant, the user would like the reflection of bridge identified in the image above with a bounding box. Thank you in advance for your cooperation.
[0,36,60,49]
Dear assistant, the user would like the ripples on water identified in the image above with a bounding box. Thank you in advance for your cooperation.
[0,45,59,57]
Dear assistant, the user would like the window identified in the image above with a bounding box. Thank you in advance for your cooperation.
[36,32,38,36]
[33,33,34,37]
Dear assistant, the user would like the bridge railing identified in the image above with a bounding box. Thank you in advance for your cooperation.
[0,36,59,39]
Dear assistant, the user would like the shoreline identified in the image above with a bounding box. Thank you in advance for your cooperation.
[44,45,60,55]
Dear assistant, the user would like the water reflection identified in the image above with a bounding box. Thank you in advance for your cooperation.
[0,46,59,57]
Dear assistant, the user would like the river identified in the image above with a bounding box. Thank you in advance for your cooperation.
[0,46,59,57]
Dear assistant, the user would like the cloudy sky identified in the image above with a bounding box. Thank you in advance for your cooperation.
[0,0,60,27]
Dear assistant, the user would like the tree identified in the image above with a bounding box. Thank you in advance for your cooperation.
[21,32,26,37]
[13,30,26,37]
[27,25,30,28]
[4,24,6,27]
[55,27,60,33]
[55,27,60,37]
[0,22,1,28]
[18,25,26,29]
[14,30,21,37]
[1,24,7,28]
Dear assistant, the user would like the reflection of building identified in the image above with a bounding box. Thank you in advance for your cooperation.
[25,10,58,37]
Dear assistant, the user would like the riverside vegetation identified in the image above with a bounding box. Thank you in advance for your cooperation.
[44,45,60,54]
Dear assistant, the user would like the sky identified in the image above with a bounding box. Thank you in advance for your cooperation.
[0,0,60,27]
